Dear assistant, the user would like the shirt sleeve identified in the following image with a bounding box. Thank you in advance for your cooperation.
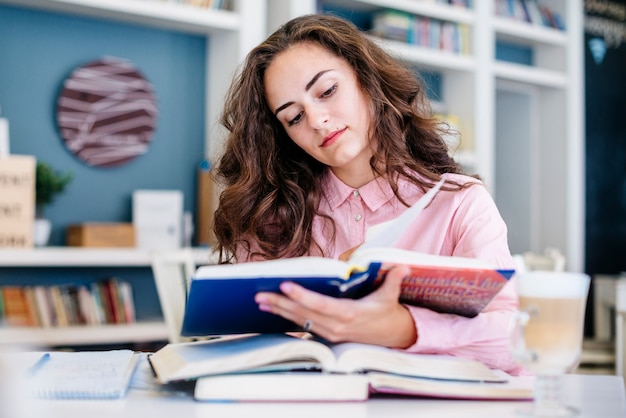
[403,184,529,375]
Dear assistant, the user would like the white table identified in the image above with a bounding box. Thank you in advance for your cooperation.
[4,359,626,418]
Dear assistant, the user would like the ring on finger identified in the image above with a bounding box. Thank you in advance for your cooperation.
[303,319,313,332]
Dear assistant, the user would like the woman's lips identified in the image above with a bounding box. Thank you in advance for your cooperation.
[321,127,346,147]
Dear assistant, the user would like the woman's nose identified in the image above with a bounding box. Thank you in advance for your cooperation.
[306,104,329,130]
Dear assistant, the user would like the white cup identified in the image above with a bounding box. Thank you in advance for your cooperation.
[511,271,590,417]
[512,271,590,374]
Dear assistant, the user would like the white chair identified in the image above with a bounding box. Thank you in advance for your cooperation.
[521,247,566,272]
[150,249,197,343]
[512,248,566,274]
[615,277,626,379]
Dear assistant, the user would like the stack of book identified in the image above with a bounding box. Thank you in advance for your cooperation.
[148,333,534,402]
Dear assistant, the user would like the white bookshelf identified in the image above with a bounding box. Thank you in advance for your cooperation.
[0,247,216,267]
[268,0,584,272]
[0,0,267,347]
[0,247,216,347]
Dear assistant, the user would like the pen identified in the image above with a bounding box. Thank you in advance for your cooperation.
[27,353,50,377]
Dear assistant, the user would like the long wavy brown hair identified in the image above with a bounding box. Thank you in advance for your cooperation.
[213,14,472,263]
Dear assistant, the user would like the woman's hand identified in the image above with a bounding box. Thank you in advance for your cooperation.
[254,265,418,348]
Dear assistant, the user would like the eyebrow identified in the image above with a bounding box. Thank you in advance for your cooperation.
[274,69,332,116]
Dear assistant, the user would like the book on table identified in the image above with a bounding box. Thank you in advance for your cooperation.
[20,349,139,399]
[148,333,533,402]
[181,247,514,336]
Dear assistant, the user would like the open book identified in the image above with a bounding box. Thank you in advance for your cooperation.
[182,178,514,336]
[148,334,532,401]
[181,247,514,336]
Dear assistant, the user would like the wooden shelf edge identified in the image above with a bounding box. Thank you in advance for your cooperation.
[0,0,240,35]
[493,16,568,47]
[0,247,217,267]
[0,321,168,347]
[372,37,475,73]
[493,61,567,89]
[341,0,475,24]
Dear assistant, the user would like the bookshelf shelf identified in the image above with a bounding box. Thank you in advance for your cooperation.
[324,0,475,24]
[0,247,215,267]
[493,61,567,88]
[0,0,240,34]
[374,38,476,73]
[0,247,215,347]
[493,16,568,46]
[0,321,168,347]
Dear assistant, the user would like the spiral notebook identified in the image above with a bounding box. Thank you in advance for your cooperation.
[26,350,139,399]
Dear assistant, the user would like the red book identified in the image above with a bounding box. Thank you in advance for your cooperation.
[2,286,31,327]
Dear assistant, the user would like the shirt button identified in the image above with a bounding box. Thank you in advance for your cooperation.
[353,190,360,197]
[354,214,362,222]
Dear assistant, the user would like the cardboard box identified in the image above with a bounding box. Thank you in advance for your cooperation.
[0,155,35,248]
[196,164,217,246]
[66,223,135,247]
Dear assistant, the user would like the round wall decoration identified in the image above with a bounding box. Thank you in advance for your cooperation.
[56,57,158,168]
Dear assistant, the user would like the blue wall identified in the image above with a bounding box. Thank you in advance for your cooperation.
[0,5,206,245]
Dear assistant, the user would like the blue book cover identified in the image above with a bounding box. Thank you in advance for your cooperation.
[181,259,381,336]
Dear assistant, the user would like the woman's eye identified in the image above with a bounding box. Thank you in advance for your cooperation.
[321,84,337,98]
[287,112,303,127]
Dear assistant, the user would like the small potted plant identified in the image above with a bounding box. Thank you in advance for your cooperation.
[34,161,73,246]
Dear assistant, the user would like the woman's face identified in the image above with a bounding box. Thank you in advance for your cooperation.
[264,42,374,185]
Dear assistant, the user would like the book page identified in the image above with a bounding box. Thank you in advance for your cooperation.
[150,334,337,383]
[194,256,350,279]
[357,178,445,252]
[368,372,533,400]
[349,247,496,269]
[328,342,505,383]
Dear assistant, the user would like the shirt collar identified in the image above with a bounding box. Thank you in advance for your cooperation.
[322,169,396,212]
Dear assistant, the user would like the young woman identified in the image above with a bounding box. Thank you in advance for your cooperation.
[212,14,523,375]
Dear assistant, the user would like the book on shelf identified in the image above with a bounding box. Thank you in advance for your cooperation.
[0,278,136,328]
[371,10,470,55]
[149,333,533,402]
[1,286,32,327]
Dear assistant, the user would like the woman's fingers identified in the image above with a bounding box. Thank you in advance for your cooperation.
[254,265,414,345]
[371,264,409,302]
[255,282,338,329]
